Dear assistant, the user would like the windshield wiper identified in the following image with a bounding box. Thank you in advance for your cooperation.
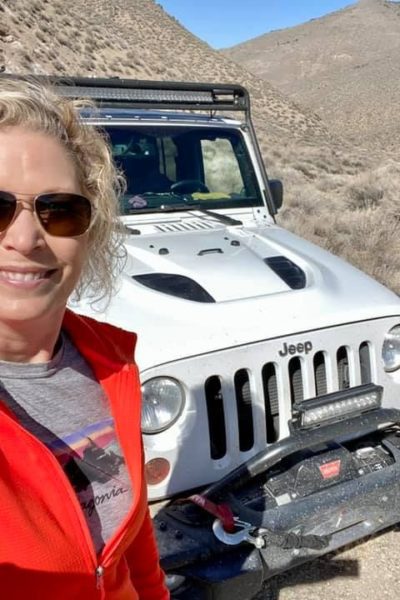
[191,206,242,226]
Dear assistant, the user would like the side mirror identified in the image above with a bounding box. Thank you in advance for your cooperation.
[269,179,283,211]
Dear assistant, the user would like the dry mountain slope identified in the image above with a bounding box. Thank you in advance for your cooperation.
[0,0,327,144]
[1,0,400,298]
[224,0,400,150]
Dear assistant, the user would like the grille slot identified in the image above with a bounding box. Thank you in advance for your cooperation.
[289,357,304,404]
[359,342,372,384]
[262,363,279,442]
[234,369,254,451]
[314,351,327,396]
[205,376,226,459]
[337,346,350,389]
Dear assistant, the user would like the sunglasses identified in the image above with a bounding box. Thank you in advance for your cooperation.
[0,191,93,237]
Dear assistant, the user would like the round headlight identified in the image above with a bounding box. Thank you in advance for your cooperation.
[141,377,185,434]
[382,325,400,372]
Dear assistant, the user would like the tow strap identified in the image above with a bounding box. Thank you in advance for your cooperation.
[188,494,236,532]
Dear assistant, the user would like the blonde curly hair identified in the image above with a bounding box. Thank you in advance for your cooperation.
[0,76,125,302]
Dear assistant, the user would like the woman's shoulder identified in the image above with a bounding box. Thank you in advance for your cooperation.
[62,309,137,365]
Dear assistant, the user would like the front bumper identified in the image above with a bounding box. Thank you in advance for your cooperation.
[154,408,400,599]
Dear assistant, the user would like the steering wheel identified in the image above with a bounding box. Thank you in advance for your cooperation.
[170,179,209,194]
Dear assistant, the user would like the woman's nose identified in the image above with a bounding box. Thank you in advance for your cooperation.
[1,203,46,254]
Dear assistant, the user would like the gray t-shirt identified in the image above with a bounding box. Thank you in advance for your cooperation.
[0,334,133,554]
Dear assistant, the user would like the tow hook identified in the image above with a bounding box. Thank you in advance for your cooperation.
[212,518,266,549]
[213,518,331,551]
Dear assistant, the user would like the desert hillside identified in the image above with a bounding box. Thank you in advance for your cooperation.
[0,0,326,143]
[1,0,399,294]
[224,0,400,150]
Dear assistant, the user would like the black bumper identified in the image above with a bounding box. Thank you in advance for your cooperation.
[154,408,400,599]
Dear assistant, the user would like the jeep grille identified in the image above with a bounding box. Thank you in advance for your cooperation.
[205,340,373,460]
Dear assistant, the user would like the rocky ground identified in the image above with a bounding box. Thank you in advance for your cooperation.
[255,527,400,599]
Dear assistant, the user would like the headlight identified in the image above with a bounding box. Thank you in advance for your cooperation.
[382,325,400,372]
[141,377,185,434]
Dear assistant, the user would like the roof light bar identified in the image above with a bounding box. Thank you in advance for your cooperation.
[58,85,215,105]
[0,75,249,113]
[292,384,383,430]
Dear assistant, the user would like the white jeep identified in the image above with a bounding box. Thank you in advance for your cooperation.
[57,78,400,599]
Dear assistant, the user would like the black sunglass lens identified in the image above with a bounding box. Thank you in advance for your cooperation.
[36,194,92,237]
[0,192,17,233]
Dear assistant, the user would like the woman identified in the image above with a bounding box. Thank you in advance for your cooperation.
[0,77,169,599]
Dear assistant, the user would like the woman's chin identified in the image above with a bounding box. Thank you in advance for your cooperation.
[0,299,65,325]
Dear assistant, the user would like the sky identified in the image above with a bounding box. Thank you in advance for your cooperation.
[157,0,356,49]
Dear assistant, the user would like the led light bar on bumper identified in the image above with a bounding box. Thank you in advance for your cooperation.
[292,383,383,430]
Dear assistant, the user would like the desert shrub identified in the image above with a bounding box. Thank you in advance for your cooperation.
[52,59,65,72]
[293,162,317,179]
[0,25,10,37]
[84,41,97,54]
[31,1,42,12]
[40,21,52,34]
[36,30,48,43]
[80,57,96,71]
[56,32,70,46]
[10,12,23,24]
[348,179,384,210]
[41,11,51,24]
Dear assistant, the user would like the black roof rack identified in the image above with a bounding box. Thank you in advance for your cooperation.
[0,74,250,115]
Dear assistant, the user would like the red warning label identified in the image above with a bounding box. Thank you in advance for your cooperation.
[319,459,341,479]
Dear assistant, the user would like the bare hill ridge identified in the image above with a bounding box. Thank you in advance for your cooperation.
[223,0,400,149]
[1,0,400,302]
[0,0,328,144]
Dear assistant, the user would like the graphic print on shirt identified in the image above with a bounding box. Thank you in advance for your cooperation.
[65,436,124,491]
[46,417,132,544]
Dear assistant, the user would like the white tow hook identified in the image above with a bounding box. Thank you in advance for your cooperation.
[212,518,266,549]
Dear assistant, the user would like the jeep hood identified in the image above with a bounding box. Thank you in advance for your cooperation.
[72,221,400,370]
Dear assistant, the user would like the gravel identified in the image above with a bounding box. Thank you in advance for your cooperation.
[254,526,400,599]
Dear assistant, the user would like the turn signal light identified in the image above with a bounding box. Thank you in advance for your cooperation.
[145,458,171,485]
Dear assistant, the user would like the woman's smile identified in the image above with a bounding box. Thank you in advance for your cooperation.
[0,267,56,288]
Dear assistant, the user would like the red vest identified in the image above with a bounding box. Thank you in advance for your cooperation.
[0,310,169,599]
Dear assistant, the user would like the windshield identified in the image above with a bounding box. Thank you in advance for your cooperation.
[103,125,263,214]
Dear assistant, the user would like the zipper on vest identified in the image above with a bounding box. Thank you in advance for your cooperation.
[96,565,105,595]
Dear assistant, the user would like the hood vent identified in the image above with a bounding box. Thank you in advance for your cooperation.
[264,256,306,289]
[133,273,215,302]
[155,219,220,233]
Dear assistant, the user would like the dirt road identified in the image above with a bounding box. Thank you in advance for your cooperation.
[255,527,400,599]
